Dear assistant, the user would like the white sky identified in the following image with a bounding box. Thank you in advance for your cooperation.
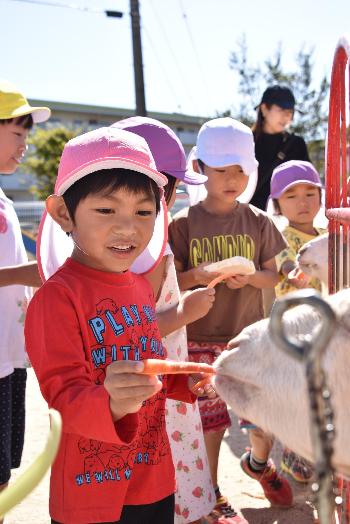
[1,0,350,117]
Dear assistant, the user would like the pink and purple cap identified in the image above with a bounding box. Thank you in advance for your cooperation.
[112,116,207,185]
[270,160,322,199]
[37,126,169,281]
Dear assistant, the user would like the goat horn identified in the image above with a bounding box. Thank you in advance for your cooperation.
[326,207,350,224]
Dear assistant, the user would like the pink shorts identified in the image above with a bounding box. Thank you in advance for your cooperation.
[188,341,231,434]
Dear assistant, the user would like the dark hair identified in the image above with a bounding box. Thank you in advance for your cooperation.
[197,158,205,172]
[0,114,34,129]
[272,187,322,215]
[252,105,271,141]
[63,168,161,220]
[162,172,177,206]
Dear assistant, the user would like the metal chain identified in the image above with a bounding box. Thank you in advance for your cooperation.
[305,361,342,521]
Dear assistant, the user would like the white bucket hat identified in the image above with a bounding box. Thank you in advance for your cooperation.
[195,117,258,176]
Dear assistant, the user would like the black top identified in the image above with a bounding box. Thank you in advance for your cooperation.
[250,132,310,210]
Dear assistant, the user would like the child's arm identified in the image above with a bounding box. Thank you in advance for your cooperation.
[156,287,215,337]
[0,261,42,288]
[225,256,279,289]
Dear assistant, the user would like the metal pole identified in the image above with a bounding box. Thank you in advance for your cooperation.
[130,0,146,116]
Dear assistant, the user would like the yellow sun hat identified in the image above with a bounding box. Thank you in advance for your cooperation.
[0,80,51,123]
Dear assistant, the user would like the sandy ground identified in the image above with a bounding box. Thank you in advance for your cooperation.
[5,369,317,524]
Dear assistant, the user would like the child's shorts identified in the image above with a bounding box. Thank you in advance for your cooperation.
[0,368,27,485]
[188,341,231,434]
[51,493,175,524]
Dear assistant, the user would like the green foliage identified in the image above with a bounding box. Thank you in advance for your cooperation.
[228,35,329,146]
[24,127,78,200]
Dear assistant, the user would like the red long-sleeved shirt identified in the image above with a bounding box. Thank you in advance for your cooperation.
[25,258,194,524]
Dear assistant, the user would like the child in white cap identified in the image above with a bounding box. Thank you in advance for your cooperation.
[112,116,216,524]
[169,117,291,522]
[0,80,50,514]
[25,127,206,524]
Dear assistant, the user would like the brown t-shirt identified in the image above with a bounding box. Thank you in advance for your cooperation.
[168,202,287,343]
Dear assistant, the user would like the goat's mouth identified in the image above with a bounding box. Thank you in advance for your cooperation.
[297,258,316,276]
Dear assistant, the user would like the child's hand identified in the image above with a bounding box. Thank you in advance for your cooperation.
[189,374,217,398]
[225,274,250,289]
[192,263,221,286]
[180,287,216,323]
[287,267,312,288]
[104,360,163,421]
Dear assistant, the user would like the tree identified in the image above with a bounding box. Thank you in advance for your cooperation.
[24,127,78,200]
[228,35,329,171]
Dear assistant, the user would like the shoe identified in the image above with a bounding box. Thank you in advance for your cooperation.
[280,448,314,483]
[240,450,293,507]
[202,493,249,523]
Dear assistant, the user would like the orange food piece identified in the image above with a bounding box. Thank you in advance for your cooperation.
[140,359,215,375]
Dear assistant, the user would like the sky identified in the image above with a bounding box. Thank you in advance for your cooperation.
[1,0,350,118]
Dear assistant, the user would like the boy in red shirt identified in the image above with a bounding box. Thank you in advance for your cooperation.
[25,127,198,524]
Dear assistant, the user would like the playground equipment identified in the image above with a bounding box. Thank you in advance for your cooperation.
[326,35,350,523]
[0,409,61,520]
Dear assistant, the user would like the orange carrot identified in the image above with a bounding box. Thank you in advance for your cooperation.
[140,359,215,375]
[207,274,230,289]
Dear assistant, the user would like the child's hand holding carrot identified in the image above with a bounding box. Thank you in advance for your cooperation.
[225,273,251,290]
[287,267,312,288]
[191,262,221,286]
[104,360,163,422]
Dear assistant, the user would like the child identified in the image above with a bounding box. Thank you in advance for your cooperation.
[112,116,216,524]
[271,160,327,298]
[0,80,50,517]
[269,159,327,482]
[24,126,204,524]
[168,117,292,519]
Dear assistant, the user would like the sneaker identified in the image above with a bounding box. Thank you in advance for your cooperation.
[202,493,249,524]
[240,450,293,507]
[280,448,314,483]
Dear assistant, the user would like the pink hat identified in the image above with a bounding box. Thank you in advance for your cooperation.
[55,126,167,195]
[37,127,168,280]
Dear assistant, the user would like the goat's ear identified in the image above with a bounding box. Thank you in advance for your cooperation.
[46,195,74,233]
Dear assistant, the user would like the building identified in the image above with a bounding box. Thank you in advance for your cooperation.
[1,98,207,202]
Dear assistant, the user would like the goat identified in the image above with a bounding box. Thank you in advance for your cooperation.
[214,288,350,479]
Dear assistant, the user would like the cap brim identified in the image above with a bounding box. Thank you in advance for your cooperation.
[10,104,51,123]
[56,158,167,195]
[271,180,322,199]
[37,197,168,281]
[167,167,207,185]
[199,153,258,177]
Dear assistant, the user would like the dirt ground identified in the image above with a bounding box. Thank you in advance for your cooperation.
[5,369,317,524]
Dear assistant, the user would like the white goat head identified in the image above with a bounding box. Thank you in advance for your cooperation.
[297,233,329,287]
[214,288,350,479]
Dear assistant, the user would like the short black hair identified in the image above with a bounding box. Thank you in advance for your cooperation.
[0,114,34,129]
[162,172,177,206]
[63,168,161,221]
[197,158,205,172]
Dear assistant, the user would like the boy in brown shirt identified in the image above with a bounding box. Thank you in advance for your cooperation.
[169,118,291,522]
